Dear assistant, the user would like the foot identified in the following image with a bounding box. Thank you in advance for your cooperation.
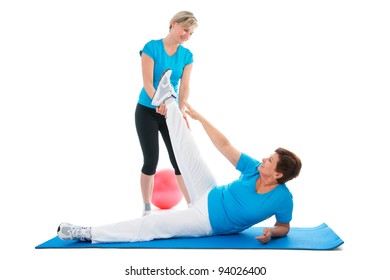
[151,69,177,106]
[57,222,91,241]
[142,210,151,217]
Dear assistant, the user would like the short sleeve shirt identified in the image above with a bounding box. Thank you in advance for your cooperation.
[138,39,193,108]
[207,153,293,235]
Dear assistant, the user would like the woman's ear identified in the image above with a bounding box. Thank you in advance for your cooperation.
[274,172,283,180]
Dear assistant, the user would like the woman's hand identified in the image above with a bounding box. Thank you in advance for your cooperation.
[256,222,290,244]
[256,228,273,244]
[181,109,191,130]
[156,104,168,116]
[156,102,190,130]
[183,100,202,121]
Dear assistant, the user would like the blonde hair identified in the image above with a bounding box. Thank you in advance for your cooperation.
[169,11,198,31]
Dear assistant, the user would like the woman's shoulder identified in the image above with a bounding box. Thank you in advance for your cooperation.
[238,153,261,168]
[144,38,163,46]
[178,44,193,55]
[141,39,164,57]
[277,184,292,197]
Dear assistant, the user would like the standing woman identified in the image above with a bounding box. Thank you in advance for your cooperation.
[135,11,198,216]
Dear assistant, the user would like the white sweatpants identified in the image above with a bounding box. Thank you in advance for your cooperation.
[92,99,217,243]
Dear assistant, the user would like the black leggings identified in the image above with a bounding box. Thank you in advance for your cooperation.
[135,104,181,176]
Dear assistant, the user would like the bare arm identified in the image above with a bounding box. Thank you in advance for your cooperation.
[178,63,193,111]
[184,100,241,167]
[256,222,290,244]
[142,52,171,117]
[177,64,193,128]
[141,53,155,99]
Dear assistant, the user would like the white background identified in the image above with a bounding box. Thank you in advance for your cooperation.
[1,0,389,279]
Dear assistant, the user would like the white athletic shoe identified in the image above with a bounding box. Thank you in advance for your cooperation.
[57,222,91,241]
[142,210,151,217]
[151,69,177,106]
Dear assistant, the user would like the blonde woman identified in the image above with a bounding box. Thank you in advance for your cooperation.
[135,11,197,215]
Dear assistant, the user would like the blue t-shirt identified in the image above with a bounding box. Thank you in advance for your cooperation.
[207,153,293,235]
[138,39,193,108]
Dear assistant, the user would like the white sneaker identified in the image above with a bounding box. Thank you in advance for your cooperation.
[151,69,177,106]
[142,210,151,217]
[57,222,91,241]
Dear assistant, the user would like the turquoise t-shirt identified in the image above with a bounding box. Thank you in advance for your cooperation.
[138,39,193,108]
[207,153,293,235]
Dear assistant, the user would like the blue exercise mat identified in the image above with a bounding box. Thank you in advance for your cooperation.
[35,223,343,250]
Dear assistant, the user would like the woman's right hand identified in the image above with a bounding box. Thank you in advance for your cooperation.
[156,104,168,116]
[183,100,202,121]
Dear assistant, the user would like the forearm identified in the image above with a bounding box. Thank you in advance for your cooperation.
[179,64,192,110]
[184,100,240,166]
[144,84,156,99]
[198,117,231,155]
[270,222,290,238]
[141,53,155,99]
[178,87,189,111]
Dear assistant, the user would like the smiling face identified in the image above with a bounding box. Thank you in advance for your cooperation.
[258,153,283,183]
[171,22,196,44]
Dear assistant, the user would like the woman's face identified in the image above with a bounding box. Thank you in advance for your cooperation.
[171,22,195,44]
[258,152,280,179]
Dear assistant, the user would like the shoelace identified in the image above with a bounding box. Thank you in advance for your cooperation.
[71,226,91,241]
[168,84,177,98]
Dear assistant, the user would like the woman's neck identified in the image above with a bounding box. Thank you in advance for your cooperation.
[256,177,278,194]
[163,36,178,55]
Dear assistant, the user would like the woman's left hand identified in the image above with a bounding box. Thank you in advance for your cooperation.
[181,109,191,130]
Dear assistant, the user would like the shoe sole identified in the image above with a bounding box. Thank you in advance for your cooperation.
[158,69,171,84]
[152,69,175,106]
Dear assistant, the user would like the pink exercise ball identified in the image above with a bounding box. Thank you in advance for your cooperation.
[152,169,183,209]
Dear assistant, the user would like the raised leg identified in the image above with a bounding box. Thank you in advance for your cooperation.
[165,98,217,203]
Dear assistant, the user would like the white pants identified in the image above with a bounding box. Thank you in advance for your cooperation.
[92,99,217,243]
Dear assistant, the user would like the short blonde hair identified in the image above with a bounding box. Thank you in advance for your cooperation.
[169,11,198,31]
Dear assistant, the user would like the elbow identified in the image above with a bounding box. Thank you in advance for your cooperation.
[282,224,290,236]
[274,222,290,238]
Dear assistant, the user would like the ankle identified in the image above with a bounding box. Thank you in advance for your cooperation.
[144,203,151,211]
